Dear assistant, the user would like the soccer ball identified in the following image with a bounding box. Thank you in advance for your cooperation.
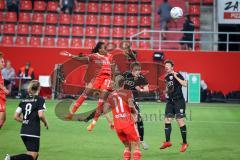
[170,7,183,19]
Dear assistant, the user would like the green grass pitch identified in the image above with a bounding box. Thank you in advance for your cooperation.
[1,99,240,160]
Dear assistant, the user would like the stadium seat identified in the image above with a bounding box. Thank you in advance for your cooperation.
[131,41,137,49]
[20,0,32,11]
[113,16,125,26]
[31,25,43,35]
[127,16,138,27]
[74,2,85,13]
[71,38,82,48]
[101,3,112,14]
[57,38,69,48]
[88,3,98,13]
[43,37,55,47]
[3,24,16,34]
[0,0,4,10]
[34,1,46,12]
[47,1,59,12]
[84,39,96,48]
[85,27,97,37]
[1,36,14,46]
[127,4,138,14]
[98,38,109,44]
[29,37,41,47]
[5,12,17,23]
[72,26,83,37]
[189,0,201,4]
[19,12,31,23]
[139,28,150,39]
[114,3,125,14]
[141,0,152,2]
[140,16,151,27]
[46,13,58,25]
[126,28,138,38]
[140,4,151,14]
[139,41,150,49]
[191,16,200,28]
[86,15,98,25]
[72,14,84,25]
[60,14,71,25]
[32,13,45,24]
[45,25,57,36]
[58,26,70,37]
[112,39,122,48]
[203,0,213,5]
[100,15,111,26]
[99,27,111,37]
[189,5,200,16]
[16,36,28,46]
[112,27,124,38]
[0,12,4,23]
[17,24,30,35]
[128,0,138,2]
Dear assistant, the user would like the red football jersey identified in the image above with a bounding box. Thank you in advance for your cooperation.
[0,72,6,101]
[107,89,135,130]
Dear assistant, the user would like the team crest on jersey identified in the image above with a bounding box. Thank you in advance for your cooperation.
[169,76,173,80]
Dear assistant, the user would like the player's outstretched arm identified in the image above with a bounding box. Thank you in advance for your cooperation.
[59,51,89,61]
[103,103,114,130]
[38,111,49,130]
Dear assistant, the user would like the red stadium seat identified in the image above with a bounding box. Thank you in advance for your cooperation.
[85,27,97,37]
[16,36,28,46]
[126,28,138,38]
[72,14,84,25]
[58,26,70,37]
[31,25,43,35]
[140,16,151,27]
[32,13,44,24]
[88,3,98,13]
[139,41,151,49]
[60,14,71,25]
[112,27,124,38]
[0,0,5,10]
[127,4,138,14]
[0,12,4,23]
[86,15,98,25]
[99,27,111,37]
[45,25,57,36]
[34,1,46,12]
[72,26,83,37]
[5,12,17,23]
[141,0,152,2]
[128,0,138,2]
[57,38,69,48]
[43,37,55,47]
[1,36,14,46]
[203,0,213,5]
[127,16,138,26]
[140,4,151,14]
[189,0,201,4]
[98,38,109,44]
[191,16,200,28]
[100,15,111,26]
[74,2,85,13]
[20,0,32,11]
[29,37,41,47]
[101,3,112,14]
[139,28,150,39]
[189,5,200,16]
[113,16,125,26]
[17,24,30,35]
[114,3,125,14]
[19,13,31,23]
[131,41,137,49]
[46,13,58,25]
[112,39,122,48]
[47,1,59,12]
[84,39,96,48]
[71,38,82,48]
[3,24,16,34]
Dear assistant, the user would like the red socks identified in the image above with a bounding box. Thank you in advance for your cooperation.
[123,149,131,160]
[133,149,141,160]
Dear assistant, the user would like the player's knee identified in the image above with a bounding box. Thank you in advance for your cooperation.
[176,118,185,126]
[165,117,172,123]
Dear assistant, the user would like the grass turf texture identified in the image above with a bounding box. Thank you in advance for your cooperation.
[1,99,240,160]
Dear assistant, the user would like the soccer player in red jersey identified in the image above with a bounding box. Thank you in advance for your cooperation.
[0,52,9,129]
[60,42,114,130]
[104,75,141,160]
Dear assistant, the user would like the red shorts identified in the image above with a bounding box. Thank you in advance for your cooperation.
[0,98,6,112]
[91,74,112,91]
[116,124,140,142]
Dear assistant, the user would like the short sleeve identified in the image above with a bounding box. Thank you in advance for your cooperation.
[37,97,46,112]
[177,73,184,80]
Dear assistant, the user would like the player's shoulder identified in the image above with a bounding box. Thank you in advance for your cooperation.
[123,71,132,77]
[35,96,45,104]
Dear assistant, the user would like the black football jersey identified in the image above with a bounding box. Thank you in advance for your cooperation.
[17,95,46,138]
[165,73,184,99]
[122,71,148,98]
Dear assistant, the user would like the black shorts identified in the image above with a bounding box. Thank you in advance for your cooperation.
[165,98,186,119]
[21,136,40,152]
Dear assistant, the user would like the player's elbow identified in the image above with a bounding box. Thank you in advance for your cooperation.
[182,81,188,87]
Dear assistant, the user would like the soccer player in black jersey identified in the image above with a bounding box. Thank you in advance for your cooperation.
[122,62,149,150]
[160,60,189,152]
[5,80,48,160]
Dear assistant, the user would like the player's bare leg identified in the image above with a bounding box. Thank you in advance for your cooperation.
[160,117,173,149]
[131,141,141,160]
[176,118,188,152]
[0,112,6,129]
[123,141,131,160]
